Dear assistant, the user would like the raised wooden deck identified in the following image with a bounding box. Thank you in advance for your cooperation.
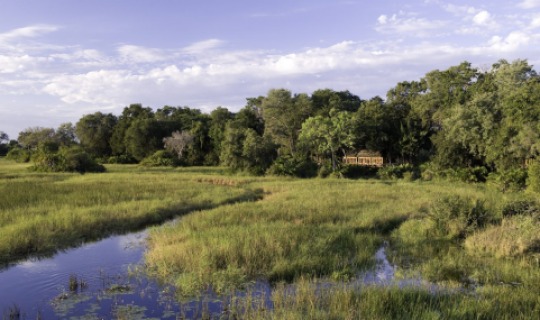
[343,156,384,167]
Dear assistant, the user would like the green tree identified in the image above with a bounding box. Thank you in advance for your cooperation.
[299,109,357,171]
[18,127,57,151]
[242,129,277,175]
[311,89,362,116]
[55,123,77,146]
[0,131,9,156]
[110,104,154,156]
[75,112,118,157]
[207,107,234,164]
[261,89,312,156]
[220,123,247,171]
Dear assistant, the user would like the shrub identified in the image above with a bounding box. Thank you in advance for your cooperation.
[107,154,137,164]
[317,162,333,178]
[444,167,489,183]
[501,199,540,218]
[340,165,379,179]
[487,168,528,192]
[6,148,31,163]
[31,146,105,173]
[139,150,181,167]
[377,164,418,180]
[527,160,540,193]
[422,164,489,183]
[267,155,317,178]
[60,146,106,173]
[427,195,491,239]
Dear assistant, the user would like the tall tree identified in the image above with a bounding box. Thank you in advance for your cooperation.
[261,89,312,156]
[75,112,117,157]
[299,109,357,171]
[55,122,77,146]
[311,89,362,116]
[110,104,154,156]
[0,131,9,156]
[207,107,234,164]
[17,127,56,150]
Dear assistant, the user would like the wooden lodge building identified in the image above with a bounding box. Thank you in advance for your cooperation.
[343,150,384,167]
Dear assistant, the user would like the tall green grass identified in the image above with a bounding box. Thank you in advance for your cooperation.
[143,174,540,318]
[0,160,258,265]
[144,178,494,295]
[3,157,540,317]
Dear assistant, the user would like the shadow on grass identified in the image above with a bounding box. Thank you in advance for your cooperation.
[0,188,265,270]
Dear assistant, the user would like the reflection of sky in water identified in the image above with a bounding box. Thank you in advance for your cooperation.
[0,231,147,318]
[0,232,441,319]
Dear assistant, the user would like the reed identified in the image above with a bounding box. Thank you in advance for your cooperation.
[0,160,256,265]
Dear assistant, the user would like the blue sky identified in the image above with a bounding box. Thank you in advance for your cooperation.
[1,0,540,138]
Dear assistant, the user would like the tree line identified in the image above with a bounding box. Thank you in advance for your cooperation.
[2,59,540,187]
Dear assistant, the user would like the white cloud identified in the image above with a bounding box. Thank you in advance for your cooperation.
[443,4,478,16]
[473,11,492,25]
[375,13,447,36]
[2,9,540,140]
[0,55,35,73]
[529,14,540,29]
[519,0,540,9]
[182,39,224,54]
[0,24,58,44]
[486,31,531,52]
[42,69,135,104]
[117,45,165,63]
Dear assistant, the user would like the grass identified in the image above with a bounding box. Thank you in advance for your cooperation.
[3,158,540,318]
[0,159,259,265]
[144,178,493,295]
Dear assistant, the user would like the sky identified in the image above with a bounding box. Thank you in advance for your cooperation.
[1,0,540,139]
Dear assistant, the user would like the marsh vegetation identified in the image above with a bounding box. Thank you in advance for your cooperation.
[2,159,539,319]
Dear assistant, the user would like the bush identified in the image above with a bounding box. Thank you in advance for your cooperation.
[377,164,418,180]
[6,148,31,163]
[31,146,105,173]
[267,155,318,178]
[501,199,540,218]
[107,154,137,164]
[0,144,8,156]
[341,165,379,179]
[487,168,528,192]
[527,160,540,193]
[444,167,489,183]
[60,146,106,173]
[139,150,181,167]
[428,195,491,239]
[420,163,489,183]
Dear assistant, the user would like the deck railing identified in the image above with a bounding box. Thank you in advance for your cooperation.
[343,156,384,167]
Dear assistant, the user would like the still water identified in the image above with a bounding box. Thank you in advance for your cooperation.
[0,230,272,319]
[0,230,410,319]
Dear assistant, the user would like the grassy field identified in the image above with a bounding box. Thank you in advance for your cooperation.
[0,159,260,265]
[2,158,540,318]
[143,169,540,319]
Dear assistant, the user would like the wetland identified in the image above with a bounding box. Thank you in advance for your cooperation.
[1,160,540,319]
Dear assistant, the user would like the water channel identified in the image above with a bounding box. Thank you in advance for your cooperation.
[0,228,418,319]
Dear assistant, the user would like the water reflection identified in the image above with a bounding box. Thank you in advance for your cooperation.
[0,231,149,319]
[1,233,439,319]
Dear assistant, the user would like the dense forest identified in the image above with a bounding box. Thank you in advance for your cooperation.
[2,59,540,189]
